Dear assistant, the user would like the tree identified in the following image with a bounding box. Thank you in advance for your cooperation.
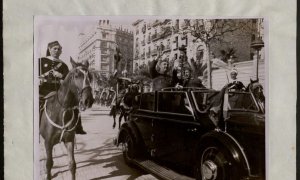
[177,19,257,88]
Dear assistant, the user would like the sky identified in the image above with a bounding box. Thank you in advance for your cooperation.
[34,16,138,68]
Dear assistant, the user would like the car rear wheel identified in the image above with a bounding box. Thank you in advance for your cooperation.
[121,130,136,165]
[194,143,241,180]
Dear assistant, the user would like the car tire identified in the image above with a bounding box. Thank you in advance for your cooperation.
[194,142,242,180]
[121,129,136,166]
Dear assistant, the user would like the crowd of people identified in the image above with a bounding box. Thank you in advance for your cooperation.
[137,45,245,92]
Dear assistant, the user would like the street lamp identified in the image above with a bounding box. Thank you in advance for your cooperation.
[251,36,264,81]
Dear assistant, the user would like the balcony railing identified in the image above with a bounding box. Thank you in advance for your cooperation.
[160,26,172,38]
[151,49,158,56]
[152,34,159,41]
[142,25,146,34]
[163,45,171,52]
[152,20,161,27]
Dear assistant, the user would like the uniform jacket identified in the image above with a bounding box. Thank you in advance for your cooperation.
[39,56,69,96]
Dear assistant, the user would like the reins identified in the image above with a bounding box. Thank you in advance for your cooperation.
[44,99,80,142]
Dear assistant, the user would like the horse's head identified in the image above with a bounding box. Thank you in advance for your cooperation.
[247,79,265,102]
[68,58,94,111]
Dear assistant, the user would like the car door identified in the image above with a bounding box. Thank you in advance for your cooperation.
[152,91,199,166]
[132,92,156,150]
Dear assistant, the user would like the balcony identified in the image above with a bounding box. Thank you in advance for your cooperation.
[163,45,171,53]
[152,20,161,27]
[181,20,190,30]
[152,34,159,41]
[151,49,158,56]
[160,26,172,38]
[142,25,146,34]
[141,40,145,46]
[181,35,187,40]
[161,19,171,25]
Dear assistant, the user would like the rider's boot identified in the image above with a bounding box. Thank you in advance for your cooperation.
[75,117,87,134]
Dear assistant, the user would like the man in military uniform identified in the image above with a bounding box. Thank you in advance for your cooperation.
[39,41,86,134]
[39,41,69,96]
[149,51,172,91]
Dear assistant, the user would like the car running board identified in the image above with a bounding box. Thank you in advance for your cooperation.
[133,159,195,180]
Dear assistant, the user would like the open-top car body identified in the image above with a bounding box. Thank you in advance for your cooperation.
[117,87,265,180]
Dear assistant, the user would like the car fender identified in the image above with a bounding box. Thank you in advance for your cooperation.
[116,120,143,147]
[194,130,251,176]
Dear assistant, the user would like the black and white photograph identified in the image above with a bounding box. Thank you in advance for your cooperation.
[34,16,266,180]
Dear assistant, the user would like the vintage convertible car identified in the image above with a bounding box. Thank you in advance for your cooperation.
[116,87,265,180]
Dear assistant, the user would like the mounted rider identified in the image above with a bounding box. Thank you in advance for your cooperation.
[114,70,132,107]
[39,41,87,134]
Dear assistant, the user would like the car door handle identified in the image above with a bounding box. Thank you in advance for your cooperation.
[187,128,197,132]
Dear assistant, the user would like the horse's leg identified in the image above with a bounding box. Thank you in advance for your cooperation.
[111,106,116,129]
[64,141,76,180]
[118,109,124,129]
[45,142,53,180]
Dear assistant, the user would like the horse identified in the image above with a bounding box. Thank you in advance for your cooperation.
[99,88,108,106]
[246,79,265,113]
[39,58,94,180]
[110,83,140,129]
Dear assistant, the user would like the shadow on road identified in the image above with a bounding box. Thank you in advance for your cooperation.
[50,138,147,179]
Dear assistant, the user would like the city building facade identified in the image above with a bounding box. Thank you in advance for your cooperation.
[78,20,134,77]
[132,18,264,88]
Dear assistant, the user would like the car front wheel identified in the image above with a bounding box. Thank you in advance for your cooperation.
[121,130,136,165]
[195,143,241,180]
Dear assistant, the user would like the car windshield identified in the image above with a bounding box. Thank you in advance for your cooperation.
[192,91,259,112]
[225,92,259,111]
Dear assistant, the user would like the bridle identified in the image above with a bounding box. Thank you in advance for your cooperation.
[43,66,92,142]
[74,67,92,100]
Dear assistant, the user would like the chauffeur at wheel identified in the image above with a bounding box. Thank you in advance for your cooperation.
[39,41,87,134]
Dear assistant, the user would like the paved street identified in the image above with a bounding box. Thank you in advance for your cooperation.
[39,105,157,180]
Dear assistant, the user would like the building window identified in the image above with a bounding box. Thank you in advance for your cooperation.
[174,36,178,49]
[148,32,151,43]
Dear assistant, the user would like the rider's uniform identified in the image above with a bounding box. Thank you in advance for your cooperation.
[39,56,69,97]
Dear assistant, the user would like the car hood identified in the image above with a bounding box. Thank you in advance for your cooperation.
[226,112,265,135]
